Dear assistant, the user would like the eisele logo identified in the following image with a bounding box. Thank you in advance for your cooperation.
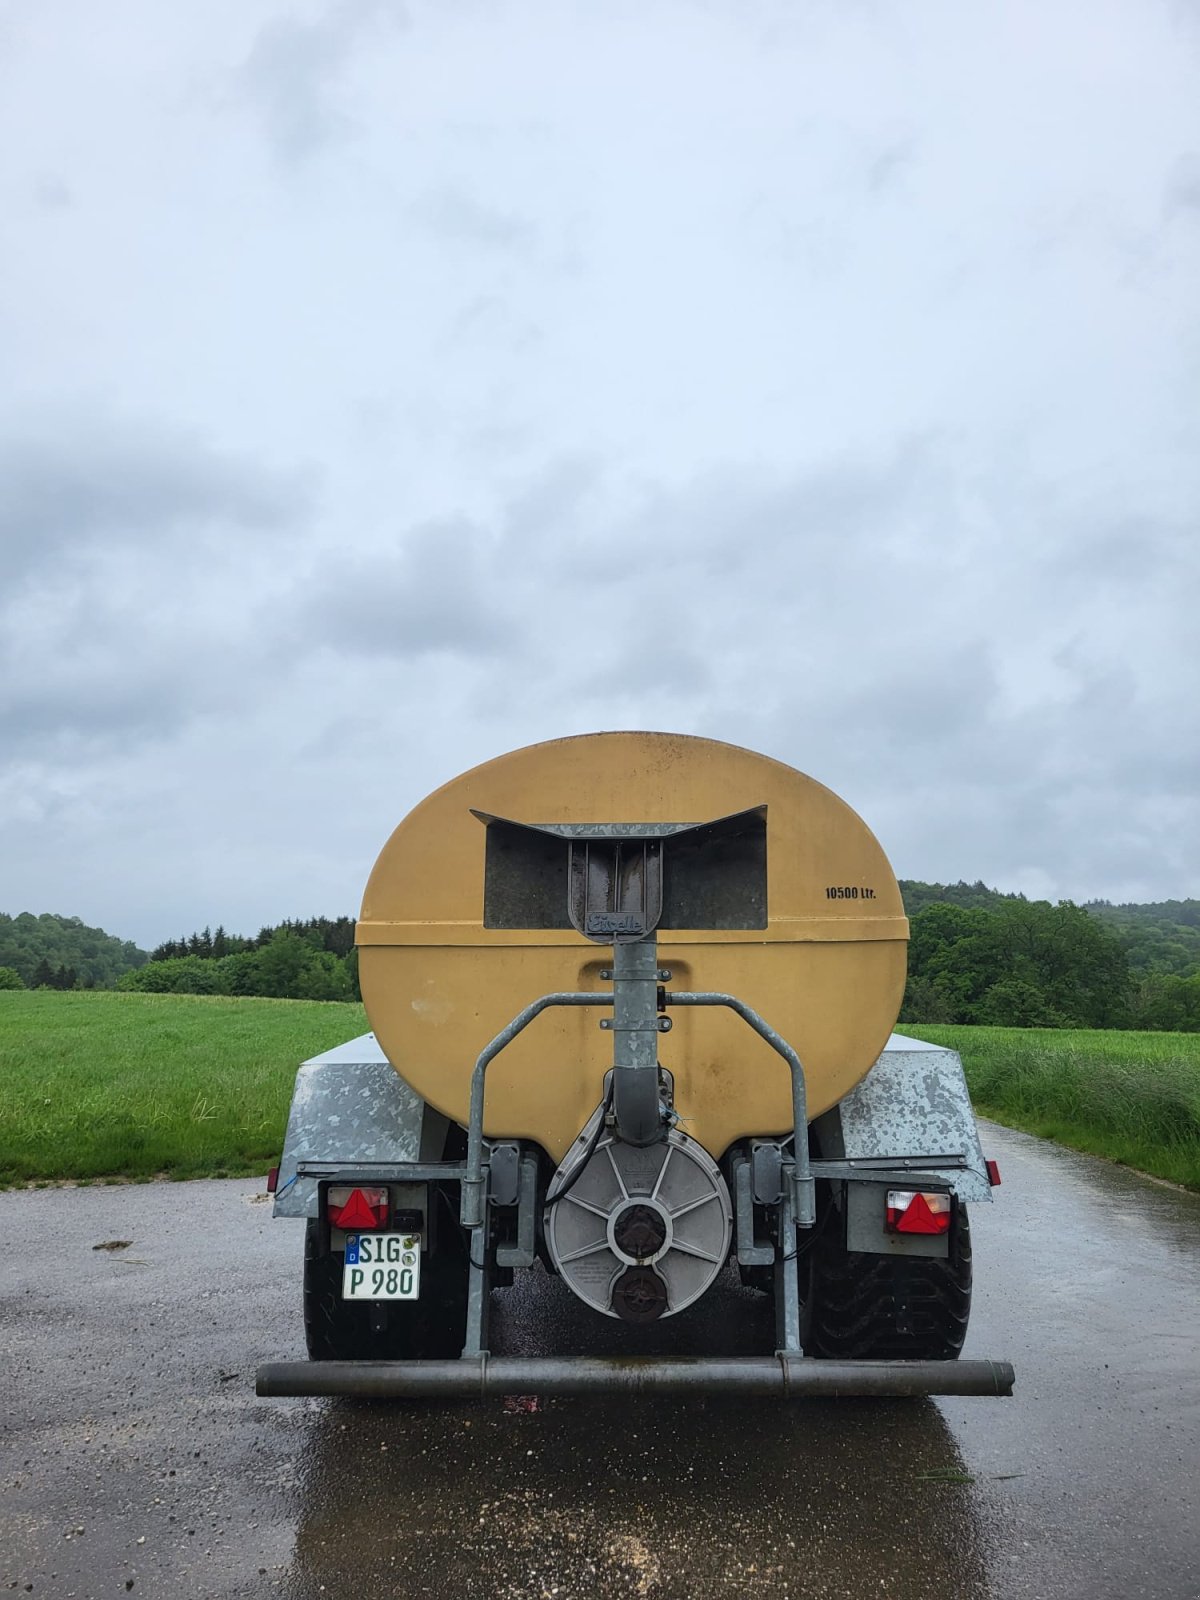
[586,912,646,936]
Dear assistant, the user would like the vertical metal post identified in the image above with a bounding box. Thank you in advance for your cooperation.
[461,1224,491,1357]
[774,1187,804,1356]
[610,936,664,1147]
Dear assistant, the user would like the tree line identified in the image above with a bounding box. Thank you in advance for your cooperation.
[117,918,360,1002]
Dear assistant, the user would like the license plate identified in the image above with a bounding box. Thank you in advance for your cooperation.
[342,1233,421,1300]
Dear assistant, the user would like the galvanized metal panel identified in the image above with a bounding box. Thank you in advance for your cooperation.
[272,1033,445,1219]
[833,1033,993,1204]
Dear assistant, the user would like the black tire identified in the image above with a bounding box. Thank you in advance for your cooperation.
[303,1220,469,1361]
[802,1204,972,1361]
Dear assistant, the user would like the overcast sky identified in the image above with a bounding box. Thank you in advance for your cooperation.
[1,0,1198,948]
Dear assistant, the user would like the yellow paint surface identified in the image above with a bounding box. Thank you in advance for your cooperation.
[358,732,908,1162]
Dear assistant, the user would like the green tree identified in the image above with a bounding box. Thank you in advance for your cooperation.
[0,966,24,990]
[1130,973,1200,1032]
[901,897,1132,1028]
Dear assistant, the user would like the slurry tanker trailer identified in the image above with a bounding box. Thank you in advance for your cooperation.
[256,733,1013,1399]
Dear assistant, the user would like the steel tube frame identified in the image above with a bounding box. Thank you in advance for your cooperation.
[664,992,815,1227]
[460,992,613,1229]
[256,1355,1014,1399]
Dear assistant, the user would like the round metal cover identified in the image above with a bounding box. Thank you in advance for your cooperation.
[545,1123,733,1319]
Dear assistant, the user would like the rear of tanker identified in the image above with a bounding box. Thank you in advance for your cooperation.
[257,732,1012,1400]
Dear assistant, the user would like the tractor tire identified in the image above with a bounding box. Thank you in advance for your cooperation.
[802,1204,972,1361]
[302,1220,469,1361]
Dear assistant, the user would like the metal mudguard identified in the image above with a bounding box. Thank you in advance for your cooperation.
[820,1032,994,1204]
[272,1034,446,1218]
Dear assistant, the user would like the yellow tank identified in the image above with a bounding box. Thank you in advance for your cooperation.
[357,732,909,1164]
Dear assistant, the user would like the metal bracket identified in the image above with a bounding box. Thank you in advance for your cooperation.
[496,1153,539,1269]
[732,1155,775,1267]
[809,1154,968,1184]
[751,1141,784,1205]
[599,1017,672,1032]
[296,1161,468,1182]
[487,1143,520,1208]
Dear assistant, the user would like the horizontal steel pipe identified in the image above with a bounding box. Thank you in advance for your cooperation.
[256,1355,1014,1400]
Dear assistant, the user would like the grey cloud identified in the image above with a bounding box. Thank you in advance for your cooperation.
[830,644,1001,754]
[866,136,917,195]
[32,174,72,210]
[1042,516,1197,591]
[1165,153,1200,219]
[306,517,513,659]
[0,660,197,751]
[240,0,398,163]
[0,415,313,754]
[537,440,941,590]
[0,555,288,754]
[0,416,309,584]
[412,188,537,252]
[501,456,602,544]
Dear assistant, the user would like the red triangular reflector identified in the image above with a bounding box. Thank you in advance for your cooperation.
[897,1192,945,1234]
[334,1188,380,1230]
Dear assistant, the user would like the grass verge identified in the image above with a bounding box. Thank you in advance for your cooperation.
[3,995,1198,1191]
[910,1024,1200,1192]
[0,990,366,1184]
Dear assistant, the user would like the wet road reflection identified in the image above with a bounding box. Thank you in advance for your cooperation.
[283,1262,992,1598]
[287,1390,991,1600]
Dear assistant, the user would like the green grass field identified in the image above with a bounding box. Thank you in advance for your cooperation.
[2,992,1198,1191]
[911,1024,1200,1191]
[0,990,366,1184]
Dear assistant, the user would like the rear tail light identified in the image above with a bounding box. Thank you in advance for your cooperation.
[886,1190,952,1235]
[327,1186,389,1230]
[986,1159,1001,1187]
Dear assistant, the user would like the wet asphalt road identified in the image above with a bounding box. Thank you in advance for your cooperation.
[2,1121,1198,1600]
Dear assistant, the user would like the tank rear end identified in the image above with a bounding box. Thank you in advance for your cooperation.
[257,732,1013,1401]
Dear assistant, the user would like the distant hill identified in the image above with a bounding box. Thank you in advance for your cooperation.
[0,912,148,990]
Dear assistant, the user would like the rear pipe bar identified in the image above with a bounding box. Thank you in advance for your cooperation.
[664,992,815,1227]
[257,1355,1015,1399]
